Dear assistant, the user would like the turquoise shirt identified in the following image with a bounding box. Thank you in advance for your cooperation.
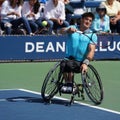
[65,25,98,61]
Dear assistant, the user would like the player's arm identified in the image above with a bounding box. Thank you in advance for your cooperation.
[87,44,96,61]
[81,44,96,73]
[59,27,77,34]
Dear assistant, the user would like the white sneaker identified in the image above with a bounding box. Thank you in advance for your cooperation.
[60,83,73,93]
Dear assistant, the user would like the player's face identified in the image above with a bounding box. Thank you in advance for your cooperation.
[82,17,93,29]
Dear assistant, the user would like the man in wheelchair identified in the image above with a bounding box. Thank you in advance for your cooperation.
[59,12,98,93]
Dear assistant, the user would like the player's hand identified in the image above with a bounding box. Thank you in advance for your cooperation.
[80,64,88,74]
[67,27,77,33]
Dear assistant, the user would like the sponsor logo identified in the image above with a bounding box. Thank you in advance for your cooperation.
[25,42,65,53]
[25,41,120,53]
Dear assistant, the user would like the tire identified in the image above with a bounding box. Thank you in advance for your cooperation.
[81,64,104,105]
[41,62,63,102]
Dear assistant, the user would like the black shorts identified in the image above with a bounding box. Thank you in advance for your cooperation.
[60,59,82,73]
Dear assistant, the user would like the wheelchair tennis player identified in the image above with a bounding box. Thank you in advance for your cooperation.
[59,12,98,93]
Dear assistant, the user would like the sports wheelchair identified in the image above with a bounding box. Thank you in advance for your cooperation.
[41,61,104,105]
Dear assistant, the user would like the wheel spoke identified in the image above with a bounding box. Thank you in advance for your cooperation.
[82,64,103,104]
[41,62,62,101]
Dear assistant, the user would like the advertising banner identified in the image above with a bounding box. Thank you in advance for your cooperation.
[0,35,120,61]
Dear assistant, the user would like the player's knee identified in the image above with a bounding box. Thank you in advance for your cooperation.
[60,60,66,72]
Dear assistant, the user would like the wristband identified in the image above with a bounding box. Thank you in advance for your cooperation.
[83,59,90,65]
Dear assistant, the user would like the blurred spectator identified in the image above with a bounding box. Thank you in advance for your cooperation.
[61,0,70,4]
[63,0,74,24]
[0,0,5,35]
[22,0,43,33]
[91,4,110,33]
[117,0,120,2]
[72,0,86,24]
[73,0,86,15]
[44,0,69,34]
[101,0,120,33]
[0,0,4,6]
[0,0,4,19]
[65,0,86,25]
[0,0,33,35]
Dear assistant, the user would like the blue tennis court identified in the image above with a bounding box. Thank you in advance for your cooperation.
[0,89,120,120]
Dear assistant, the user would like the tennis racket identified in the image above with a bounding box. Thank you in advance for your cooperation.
[97,33,115,48]
[76,30,115,48]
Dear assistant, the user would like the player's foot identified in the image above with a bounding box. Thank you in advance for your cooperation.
[60,83,73,93]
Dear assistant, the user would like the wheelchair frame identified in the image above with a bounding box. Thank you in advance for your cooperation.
[41,61,104,105]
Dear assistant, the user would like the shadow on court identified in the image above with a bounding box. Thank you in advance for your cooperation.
[0,89,120,120]
[6,96,71,105]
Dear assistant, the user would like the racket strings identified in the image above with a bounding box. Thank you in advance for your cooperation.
[77,30,114,48]
[98,34,114,48]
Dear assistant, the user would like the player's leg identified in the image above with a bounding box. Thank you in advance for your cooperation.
[60,60,81,93]
[60,60,74,93]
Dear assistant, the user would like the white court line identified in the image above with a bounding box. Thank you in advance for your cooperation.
[0,88,24,102]
[0,88,19,91]
[19,88,120,115]
[0,88,120,115]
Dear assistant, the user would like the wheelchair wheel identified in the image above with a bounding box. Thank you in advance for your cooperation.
[81,64,104,105]
[41,62,63,102]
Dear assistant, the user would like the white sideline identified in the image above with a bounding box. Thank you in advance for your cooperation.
[0,88,120,115]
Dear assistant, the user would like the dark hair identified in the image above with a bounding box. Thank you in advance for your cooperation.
[81,12,95,21]
[10,0,23,6]
[33,0,40,14]
[96,4,107,14]
[96,7,107,14]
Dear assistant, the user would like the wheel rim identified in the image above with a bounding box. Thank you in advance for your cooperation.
[82,65,103,104]
[41,62,62,101]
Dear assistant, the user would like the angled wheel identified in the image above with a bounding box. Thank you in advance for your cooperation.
[81,64,104,105]
[41,62,63,102]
